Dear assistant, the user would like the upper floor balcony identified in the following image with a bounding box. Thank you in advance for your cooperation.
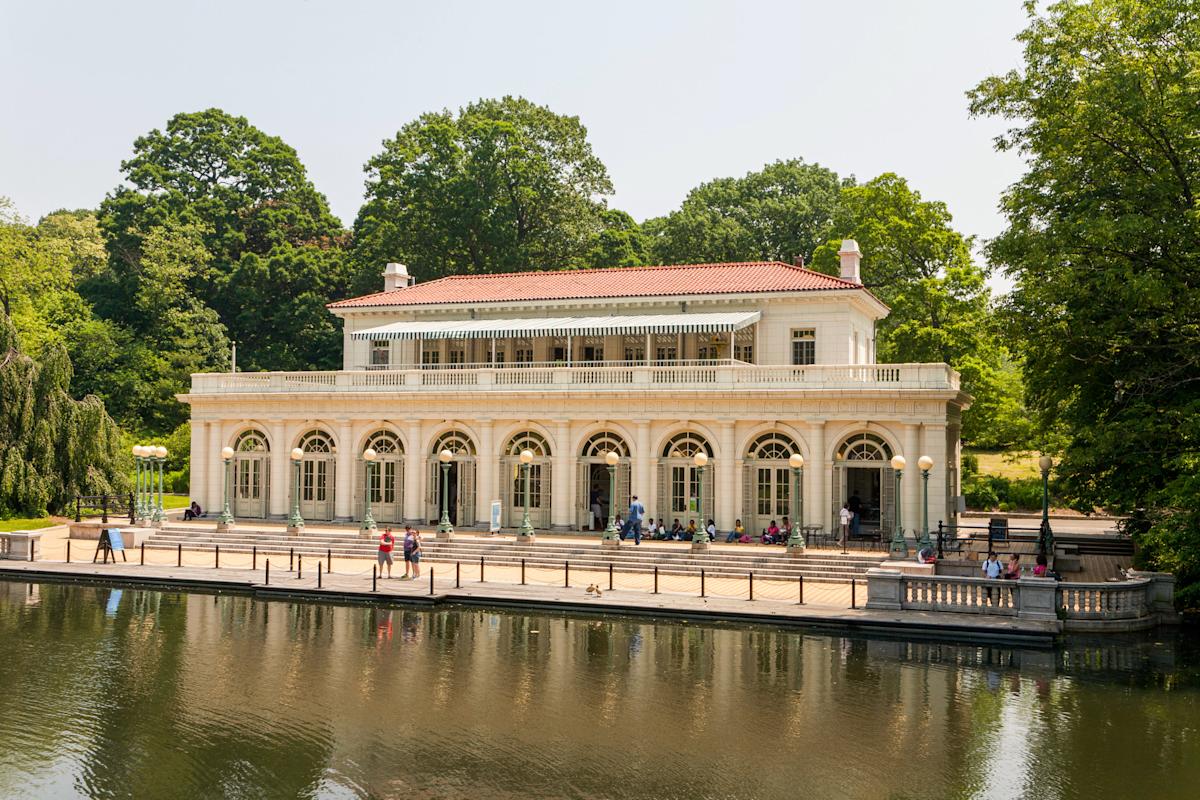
[187,360,961,396]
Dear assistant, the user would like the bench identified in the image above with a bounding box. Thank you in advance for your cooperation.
[0,530,44,560]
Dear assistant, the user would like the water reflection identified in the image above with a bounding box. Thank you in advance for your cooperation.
[0,579,1196,800]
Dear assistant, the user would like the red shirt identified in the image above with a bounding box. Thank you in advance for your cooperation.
[379,533,394,553]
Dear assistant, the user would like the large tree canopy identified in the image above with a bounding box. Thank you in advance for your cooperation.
[810,174,1027,447]
[350,96,614,291]
[969,0,1200,601]
[93,108,351,374]
[646,159,844,265]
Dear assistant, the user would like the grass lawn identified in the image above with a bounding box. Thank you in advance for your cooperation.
[163,494,191,510]
[0,517,61,532]
[970,450,1042,480]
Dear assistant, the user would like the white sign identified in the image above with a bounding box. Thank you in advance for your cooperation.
[490,500,502,532]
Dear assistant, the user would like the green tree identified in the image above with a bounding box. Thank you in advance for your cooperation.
[0,310,128,517]
[585,209,652,267]
[969,0,1200,602]
[94,108,349,373]
[647,159,844,265]
[351,96,613,290]
[811,174,1022,447]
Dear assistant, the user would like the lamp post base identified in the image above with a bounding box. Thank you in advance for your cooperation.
[691,539,710,553]
[601,537,620,549]
[516,531,536,545]
[287,524,304,535]
[216,520,234,533]
[889,537,909,559]
[786,542,806,558]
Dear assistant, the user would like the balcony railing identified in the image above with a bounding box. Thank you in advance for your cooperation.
[188,361,961,395]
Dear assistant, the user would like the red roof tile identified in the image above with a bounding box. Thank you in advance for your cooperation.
[329,261,864,309]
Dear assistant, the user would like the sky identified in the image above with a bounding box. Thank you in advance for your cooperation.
[1,0,1029,289]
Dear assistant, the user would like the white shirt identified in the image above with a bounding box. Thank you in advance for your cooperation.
[983,558,1002,579]
[839,508,852,526]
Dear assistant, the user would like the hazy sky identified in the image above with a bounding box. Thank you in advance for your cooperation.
[2,0,1029,286]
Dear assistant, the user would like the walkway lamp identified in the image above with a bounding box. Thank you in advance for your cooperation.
[361,448,378,533]
[787,453,806,553]
[288,447,305,533]
[1038,455,1054,556]
[519,448,535,540]
[601,450,621,546]
[131,445,146,522]
[918,455,934,550]
[152,446,168,525]
[218,446,234,531]
[693,451,709,545]
[436,448,454,537]
[889,454,908,558]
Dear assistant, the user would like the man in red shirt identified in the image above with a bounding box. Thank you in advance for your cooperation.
[377,528,395,579]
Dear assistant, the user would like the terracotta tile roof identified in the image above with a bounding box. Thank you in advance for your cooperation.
[329,261,864,309]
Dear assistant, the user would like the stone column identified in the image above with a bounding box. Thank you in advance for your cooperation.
[865,568,903,610]
[477,419,495,529]
[923,423,948,532]
[903,423,920,536]
[718,420,736,531]
[634,419,651,513]
[404,419,423,524]
[552,419,572,529]
[808,420,826,531]
[190,419,207,514]
[205,420,223,513]
[335,419,353,521]
[269,420,287,518]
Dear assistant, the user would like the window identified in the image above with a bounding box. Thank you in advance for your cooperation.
[422,350,440,366]
[515,348,533,364]
[791,328,816,365]
[655,345,677,362]
[447,342,465,365]
[369,340,390,369]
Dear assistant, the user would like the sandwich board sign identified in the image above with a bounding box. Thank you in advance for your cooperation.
[94,528,127,564]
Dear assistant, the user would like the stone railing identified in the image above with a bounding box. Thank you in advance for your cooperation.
[189,362,961,395]
[865,568,1178,631]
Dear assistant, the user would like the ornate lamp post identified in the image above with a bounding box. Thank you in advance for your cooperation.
[288,447,305,533]
[601,450,621,547]
[217,446,234,531]
[361,447,378,533]
[889,455,908,558]
[518,448,535,541]
[152,446,168,526]
[1038,454,1054,557]
[131,445,146,523]
[787,453,806,554]
[692,451,709,551]
[436,448,454,538]
[918,455,934,550]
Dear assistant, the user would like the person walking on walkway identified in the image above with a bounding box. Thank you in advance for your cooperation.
[624,495,645,545]
[377,528,396,579]
[410,530,423,578]
[402,526,416,579]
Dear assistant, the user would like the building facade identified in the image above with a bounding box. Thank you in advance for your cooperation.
[182,242,970,537]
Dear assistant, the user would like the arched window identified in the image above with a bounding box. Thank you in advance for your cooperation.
[364,430,402,455]
[299,430,334,453]
[836,432,893,462]
[235,430,269,452]
[506,430,551,457]
[431,430,475,456]
[747,432,799,460]
[581,431,629,458]
[661,431,713,458]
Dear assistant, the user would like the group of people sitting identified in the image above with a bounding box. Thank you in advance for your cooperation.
[982,551,1055,580]
[642,518,717,541]
[621,517,798,545]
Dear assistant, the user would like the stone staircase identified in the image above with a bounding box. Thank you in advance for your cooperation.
[144,525,884,583]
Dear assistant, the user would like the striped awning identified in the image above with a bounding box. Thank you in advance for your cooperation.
[350,311,761,341]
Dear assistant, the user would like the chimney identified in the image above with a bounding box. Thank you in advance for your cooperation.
[383,262,413,292]
[838,240,862,284]
[792,255,805,269]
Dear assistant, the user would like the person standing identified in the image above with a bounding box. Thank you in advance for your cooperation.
[848,493,863,536]
[377,528,395,579]
[839,503,852,549]
[410,530,423,578]
[402,526,416,579]
[625,495,645,545]
[982,551,1002,603]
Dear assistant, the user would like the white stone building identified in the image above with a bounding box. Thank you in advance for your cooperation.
[182,241,970,538]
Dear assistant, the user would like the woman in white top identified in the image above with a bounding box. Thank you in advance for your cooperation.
[839,503,852,545]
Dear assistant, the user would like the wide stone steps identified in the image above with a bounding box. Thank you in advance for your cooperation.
[144,528,882,583]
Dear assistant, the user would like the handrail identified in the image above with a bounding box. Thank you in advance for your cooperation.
[189,362,962,394]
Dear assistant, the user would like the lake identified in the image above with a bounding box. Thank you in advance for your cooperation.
[0,579,1196,799]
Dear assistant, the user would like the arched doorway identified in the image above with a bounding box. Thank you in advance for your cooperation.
[232,429,270,518]
[832,432,895,536]
[576,431,630,531]
[743,431,801,535]
[297,430,336,521]
[657,432,714,528]
[361,430,404,524]
[501,430,552,530]
[426,430,476,527]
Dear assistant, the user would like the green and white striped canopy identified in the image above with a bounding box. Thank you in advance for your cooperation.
[350,311,761,341]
